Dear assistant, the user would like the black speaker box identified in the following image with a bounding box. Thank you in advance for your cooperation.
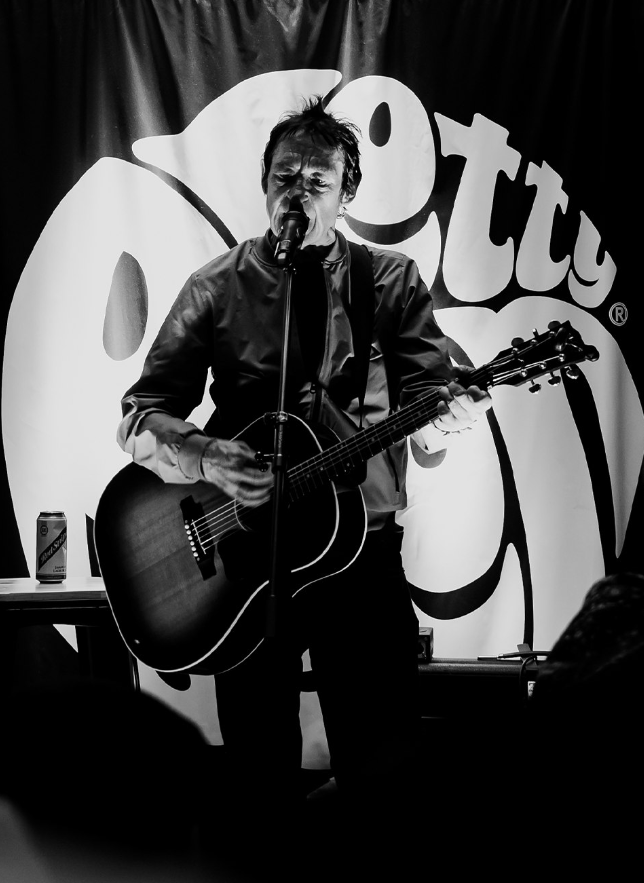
[418,656,538,723]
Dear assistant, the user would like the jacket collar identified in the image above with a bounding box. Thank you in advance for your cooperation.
[254,229,348,268]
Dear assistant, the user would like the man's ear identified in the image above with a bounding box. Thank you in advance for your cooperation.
[260,158,267,194]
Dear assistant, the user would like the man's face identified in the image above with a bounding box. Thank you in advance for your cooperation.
[265,133,348,249]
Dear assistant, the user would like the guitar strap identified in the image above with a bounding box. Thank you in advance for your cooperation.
[346,241,375,428]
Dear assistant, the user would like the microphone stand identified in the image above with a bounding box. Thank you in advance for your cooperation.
[262,200,307,807]
[264,259,295,640]
[265,200,308,642]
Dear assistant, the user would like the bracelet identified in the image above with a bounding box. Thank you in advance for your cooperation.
[429,420,473,439]
[430,420,451,437]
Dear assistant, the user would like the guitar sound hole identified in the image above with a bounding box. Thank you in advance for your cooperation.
[234,500,270,534]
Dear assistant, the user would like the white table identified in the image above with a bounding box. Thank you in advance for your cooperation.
[0,576,138,689]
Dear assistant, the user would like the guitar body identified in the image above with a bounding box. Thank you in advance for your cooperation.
[95,415,367,674]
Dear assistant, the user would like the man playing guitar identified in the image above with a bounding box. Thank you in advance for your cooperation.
[115,95,491,861]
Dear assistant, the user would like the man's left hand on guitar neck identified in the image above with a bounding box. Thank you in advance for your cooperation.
[414,366,493,454]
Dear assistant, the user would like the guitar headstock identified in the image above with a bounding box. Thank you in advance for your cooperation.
[481,320,599,393]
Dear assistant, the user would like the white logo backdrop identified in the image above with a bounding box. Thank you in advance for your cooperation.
[4,69,640,752]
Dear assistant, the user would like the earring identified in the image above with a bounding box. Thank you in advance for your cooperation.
[337,205,346,219]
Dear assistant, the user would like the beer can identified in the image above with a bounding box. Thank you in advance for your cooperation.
[36,511,67,583]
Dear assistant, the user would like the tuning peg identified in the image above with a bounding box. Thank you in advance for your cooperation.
[548,373,562,386]
[529,382,542,394]
[547,320,561,331]
[511,337,525,349]
[564,365,580,380]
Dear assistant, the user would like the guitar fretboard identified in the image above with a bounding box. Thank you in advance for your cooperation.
[279,318,598,503]
[286,367,491,501]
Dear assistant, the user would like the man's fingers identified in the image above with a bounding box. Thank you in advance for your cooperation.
[201,437,274,504]
[207,470,272,506]
[434,380,492,431]
[442,381,491,410]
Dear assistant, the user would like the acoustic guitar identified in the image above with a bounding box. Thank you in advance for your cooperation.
[94,320,598,674]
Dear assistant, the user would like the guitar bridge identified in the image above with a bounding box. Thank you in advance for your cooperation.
[180,495,216,580]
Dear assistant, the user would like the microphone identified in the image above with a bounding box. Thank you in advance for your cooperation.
[274,197,309,266]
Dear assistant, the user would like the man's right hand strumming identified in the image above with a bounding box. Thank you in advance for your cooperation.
[201,438,274,506]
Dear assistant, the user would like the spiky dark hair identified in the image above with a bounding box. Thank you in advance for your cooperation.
[261,96,362,199]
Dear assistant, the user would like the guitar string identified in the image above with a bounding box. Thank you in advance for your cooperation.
[190,403,432,550]
[190,356,539,548]
[186,339,580,553]
[191,380,454,549]
[190,365,499,547]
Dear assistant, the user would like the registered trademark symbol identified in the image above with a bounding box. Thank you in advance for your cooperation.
[609,302,628,326]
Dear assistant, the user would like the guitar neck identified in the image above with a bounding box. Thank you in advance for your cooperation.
[287,366,491,500]
[285,319,600,501]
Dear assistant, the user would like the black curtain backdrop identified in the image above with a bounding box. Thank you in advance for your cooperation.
[1,1,642,649]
